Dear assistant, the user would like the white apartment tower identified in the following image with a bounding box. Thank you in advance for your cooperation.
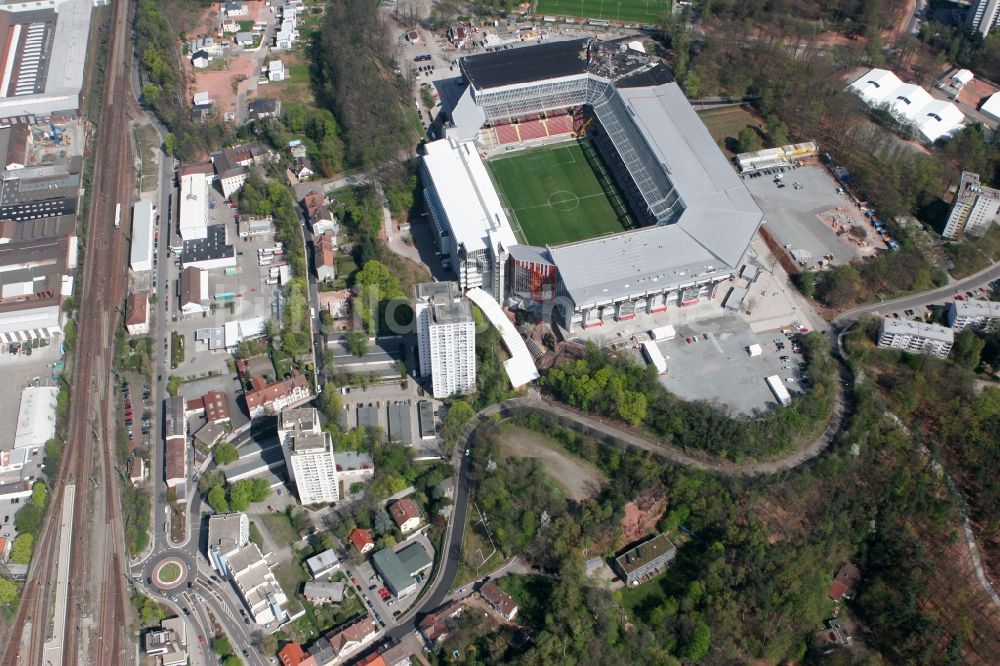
[415,282,476,399]
[967,0,1000,37]
[943,171,1000,239]
[279,408,340,505]
[878,319,954,358]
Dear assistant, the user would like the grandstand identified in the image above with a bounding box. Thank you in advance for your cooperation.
[425,38,763,332]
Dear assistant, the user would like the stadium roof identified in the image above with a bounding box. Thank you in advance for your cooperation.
[461,38,589,89]
[422,138,517,254]
[550,82,763,308]
[465,287,539,388]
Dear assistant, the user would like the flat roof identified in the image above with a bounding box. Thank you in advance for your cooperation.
[881,318,954,343]
[131,201,154,270]
[387,402,411,443]
[182,224,233,265]
[614,533,675,575]
[460,38,589,89]
[951,298,1000,318]
[357,405,379,429]
[422,138,517,255]
[465,287,538,388]
[417,400,434,439]
[13,385,57,448]
[179,173,208,238]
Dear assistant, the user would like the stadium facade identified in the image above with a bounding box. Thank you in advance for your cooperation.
[423,38,764,332]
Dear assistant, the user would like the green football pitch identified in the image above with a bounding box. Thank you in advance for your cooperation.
[533,0,671,24]
[488,141,631,247]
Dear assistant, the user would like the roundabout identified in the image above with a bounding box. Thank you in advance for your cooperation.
[151,556,188,590]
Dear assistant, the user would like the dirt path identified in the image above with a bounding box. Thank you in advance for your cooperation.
[494,425,607,500]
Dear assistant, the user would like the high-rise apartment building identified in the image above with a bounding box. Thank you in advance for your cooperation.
[942,172,1000,239]
[947,298,1000,332]
[414,282,476,399]
[967,0,1000,37]
[280,408,339,505]
[878,319,954,358]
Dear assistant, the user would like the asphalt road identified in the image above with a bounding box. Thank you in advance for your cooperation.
[833,261,1000,327]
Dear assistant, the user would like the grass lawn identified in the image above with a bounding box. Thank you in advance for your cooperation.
[157,562,181,583]
[133,124,160,193]
[696,106,764,156]
[534,0,671,24]
[488,141,628,246]
[259,512,299,545]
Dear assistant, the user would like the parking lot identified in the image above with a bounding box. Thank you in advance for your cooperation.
[744,165,870,268]
[0,343,63,449]
[636,312,808,415]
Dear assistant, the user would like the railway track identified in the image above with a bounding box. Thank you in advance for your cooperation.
[0,0,137,663]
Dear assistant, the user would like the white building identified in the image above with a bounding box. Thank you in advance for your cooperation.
[179,173,208,240]
[849,68,965,143]
[420,139,517,298]
[981,92,1000,124]
[765,375,792,407]
[947,298,1000,331]
[143,617,188,666]
[279,408,374,505]
[878,319,954,358]
[967,0,1000,37]
[130,201,155,272]
[268,59,285,82]
[206,512,249,573]
[942,171,1000,239]
[14,386,58,449]
[305,549,341,579]
[415,282,476,399]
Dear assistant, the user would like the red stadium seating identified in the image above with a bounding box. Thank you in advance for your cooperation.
[545,115,574,136]
[518,119,547,141]
[496,124,520,145]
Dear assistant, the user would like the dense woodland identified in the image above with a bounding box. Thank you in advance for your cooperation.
[543,333,837,461]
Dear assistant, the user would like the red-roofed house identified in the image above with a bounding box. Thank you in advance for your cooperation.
[327,617,379,662]
[348,528,375,554]
[278,642,316,666]
[828,563,861,602]
[355,653,388,666]
[202,390,231,424]
[125,292,149,335]
[480,581,518,621]
[243,372,311,418]
[388,498,421,533]
[302,190,327,219]
[417,601,463,645]
[314,233,336,282]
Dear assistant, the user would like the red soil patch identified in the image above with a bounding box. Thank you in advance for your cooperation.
[620,487,667,544]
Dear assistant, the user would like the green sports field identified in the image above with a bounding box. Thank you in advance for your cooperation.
[533,0,671,24]
[488,141,631,247]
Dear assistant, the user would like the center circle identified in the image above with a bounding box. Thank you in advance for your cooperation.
[548,190,580,211]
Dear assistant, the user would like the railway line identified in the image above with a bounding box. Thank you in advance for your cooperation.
[0,0,137,663]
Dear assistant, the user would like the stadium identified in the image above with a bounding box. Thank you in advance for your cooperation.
[421,38,764,332]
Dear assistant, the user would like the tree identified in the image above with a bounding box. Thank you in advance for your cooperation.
[682,621,711,662]
[212,635,233,656]
[260,633,278,656]
[317,384,344,422]
[953,329,985,370]
[30,482,48,509]
[214,442,239,466]
[207,486,230,513]
[223,656,242,666]
[0,577,18,607]
[10,534,33,564]
[442,401,476,450]
[736,127,761,153]
[346,331,369,357]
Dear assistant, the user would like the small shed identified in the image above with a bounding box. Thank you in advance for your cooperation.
[747,344,762,357]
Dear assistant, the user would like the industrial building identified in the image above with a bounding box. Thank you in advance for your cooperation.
[372,542,432,597]
[848,68,965,144]
[878,319,954,358]
[942,171,1000,239]
[178,172,209,240]
[611,533,677,585]
[414,282,476,398]
[424,38,765,333]
[130,201,155,272]
[13,385,57,448]
[0,0,93,119]
[947,298,1000,332]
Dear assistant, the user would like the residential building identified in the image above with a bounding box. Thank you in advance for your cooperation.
[164,396,187,495]
[224,1,248,17]
[388,498,421,533]
[948,298,1000,331]
[302,581,345,605]
[235,31,254,47]
[243,372,311,417]
[125,292,150,335]
[378,643,413,666]
[143,616,188,666]
[372,543,432,598]
[828,562,862,602]
[612,533,677,585]
[355,653,388,666]
[480,581,518,621]
[314,233,336,282]
[185,390,232,424]
[193,421,227,448]
[348,528,375,554]
[227,543,290,625]
[311,208,339,236]
[191,49,209,69]
[292,156,314,180]
[179,266,208,314]
[302,190,327,219]
[878,319,954,358]
[268,59,285,82]
[129,457,146,486]
[188,37,222,55]
[278,643,315,666]
[417,602,463,645]
[280,407,339,505]
[326,617,379,664]
[249,98,282,121]
[305,549,341,579]
[206,512,249,573]
[414,282,476,399]
[212,152,249,198]
[942,171,1000,239]
[967,0,1000,37]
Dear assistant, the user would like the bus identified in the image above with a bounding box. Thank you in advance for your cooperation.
[114,202,122,229]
